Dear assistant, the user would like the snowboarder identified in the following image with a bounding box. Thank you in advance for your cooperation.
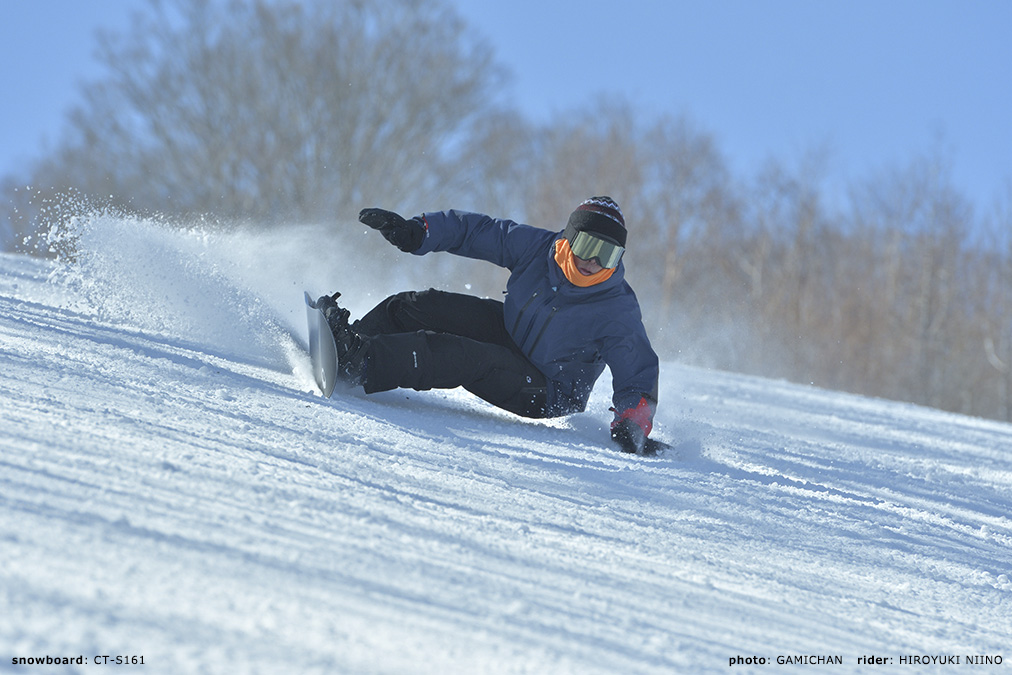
[317,197,660,454]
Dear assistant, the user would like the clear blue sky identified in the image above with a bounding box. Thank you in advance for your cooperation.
[3,0,1010,211]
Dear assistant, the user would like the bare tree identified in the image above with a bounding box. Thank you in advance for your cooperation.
[840,154,977,408]
[2,0,504,248]
[737,154,834,379]
[524,103,645,231]
[450,109,538,219]
[638,115,737,329]
[981,181,1012,420]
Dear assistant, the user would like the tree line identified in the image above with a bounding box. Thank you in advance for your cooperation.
[2,0,1010,422]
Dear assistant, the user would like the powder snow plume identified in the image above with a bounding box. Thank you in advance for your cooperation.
[38,211,384,374]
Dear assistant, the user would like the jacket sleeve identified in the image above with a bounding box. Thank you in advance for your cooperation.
[602,316,659,437]
[412,209,544,270]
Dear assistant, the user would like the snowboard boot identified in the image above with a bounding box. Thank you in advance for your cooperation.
[337,333,368,387]
[315,292,350,336]
[316,292,368,386]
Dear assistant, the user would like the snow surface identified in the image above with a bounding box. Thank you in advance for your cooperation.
[1,214,1011,674]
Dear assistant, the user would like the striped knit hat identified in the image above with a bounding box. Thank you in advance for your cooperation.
[563,196,626,247]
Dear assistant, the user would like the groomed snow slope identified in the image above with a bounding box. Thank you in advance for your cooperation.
[1,216,1010,674]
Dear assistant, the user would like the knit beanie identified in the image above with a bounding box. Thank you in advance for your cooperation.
[562,196,627,247]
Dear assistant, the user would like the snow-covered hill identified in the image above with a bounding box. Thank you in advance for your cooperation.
[2,215,1010,674]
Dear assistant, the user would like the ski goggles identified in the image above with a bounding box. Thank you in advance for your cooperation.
[569,231,625,269]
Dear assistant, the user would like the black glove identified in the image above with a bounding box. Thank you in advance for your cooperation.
[358,208,425,253]
[611,418,646,454]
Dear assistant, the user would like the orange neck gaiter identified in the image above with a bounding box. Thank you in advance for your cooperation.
[554,238,616,287]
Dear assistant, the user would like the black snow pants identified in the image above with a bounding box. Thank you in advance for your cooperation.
[353,289,552,418]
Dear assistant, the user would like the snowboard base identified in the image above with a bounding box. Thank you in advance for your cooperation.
[305,291,339,397]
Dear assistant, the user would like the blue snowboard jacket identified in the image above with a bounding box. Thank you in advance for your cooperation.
[413,209,659,426]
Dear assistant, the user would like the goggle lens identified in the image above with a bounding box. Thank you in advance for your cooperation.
[570,231,624,269]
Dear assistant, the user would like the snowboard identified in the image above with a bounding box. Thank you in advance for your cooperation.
[305,291,339,397]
